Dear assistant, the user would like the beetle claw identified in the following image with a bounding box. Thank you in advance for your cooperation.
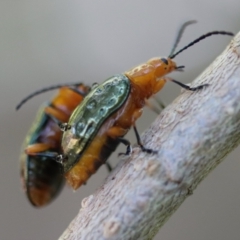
[56,154,68,164]
[59,123,71,131]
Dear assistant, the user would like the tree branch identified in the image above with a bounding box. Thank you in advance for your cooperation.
[59,32,240,240]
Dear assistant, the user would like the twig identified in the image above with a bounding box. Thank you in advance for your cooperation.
[59,31,240,240]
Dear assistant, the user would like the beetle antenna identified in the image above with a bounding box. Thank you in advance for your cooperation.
[16,82,85,110]
[169,20,197,58]
[169,31,234,59]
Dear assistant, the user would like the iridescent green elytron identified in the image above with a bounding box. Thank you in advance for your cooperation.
[20,103,65,206]
[61,74,131,172]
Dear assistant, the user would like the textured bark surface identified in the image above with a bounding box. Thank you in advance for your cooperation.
[59,32,240,240]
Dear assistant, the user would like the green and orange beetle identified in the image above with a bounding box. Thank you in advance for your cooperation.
[18,21,234,196]
[51,21,233,190]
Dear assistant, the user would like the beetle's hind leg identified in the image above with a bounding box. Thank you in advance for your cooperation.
[118,138,132,156]
[145,97,165,115]
[105,162,113,172]
[133,125,157,154]
[25,145,60,161]
[106,126,132,157]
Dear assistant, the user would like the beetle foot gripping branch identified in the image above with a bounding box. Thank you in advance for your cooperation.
[131,125,157,154]
[170,78,210,91]
[118,138,132,156]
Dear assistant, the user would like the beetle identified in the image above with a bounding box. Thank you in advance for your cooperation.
[51,21,234,190]
[18,84,90,207]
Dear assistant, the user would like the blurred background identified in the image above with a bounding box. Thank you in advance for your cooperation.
[1,1,240,239]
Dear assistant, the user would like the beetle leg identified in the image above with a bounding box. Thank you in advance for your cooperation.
[145,97,165,114]
[153,96,165,109]
[133,125,157,154]
[44,106,68,122]
[106,126,131,156]
[118,138,132,156]
[105,162,113,172]
[171,79,209,91]
[25,143,52,155]
[165,77,209,91]
[26,144,64,163]
[145,99,160,114]
[44,107,71,131]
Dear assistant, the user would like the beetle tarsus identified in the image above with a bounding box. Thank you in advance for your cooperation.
[118,138,132,156]
[133,125,157,154]
[189,83,209,91]
[140,146,158,154]
[171,79,209,91]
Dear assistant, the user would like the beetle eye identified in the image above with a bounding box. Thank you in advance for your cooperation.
[161,58,168,65]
